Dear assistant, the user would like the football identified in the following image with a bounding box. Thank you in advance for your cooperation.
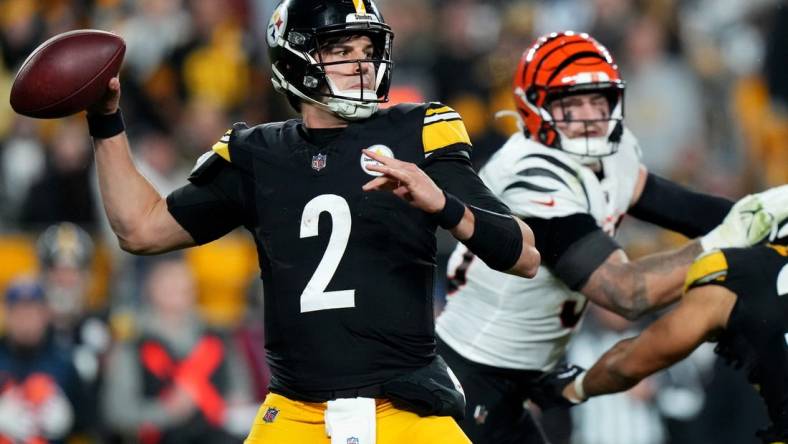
[9,29,125,119]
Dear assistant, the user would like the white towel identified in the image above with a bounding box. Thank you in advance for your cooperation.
[325,397,376,444]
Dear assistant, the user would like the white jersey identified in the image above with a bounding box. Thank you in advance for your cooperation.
[436,128,642,371]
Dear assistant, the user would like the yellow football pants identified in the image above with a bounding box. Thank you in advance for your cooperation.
[244,393,471,444]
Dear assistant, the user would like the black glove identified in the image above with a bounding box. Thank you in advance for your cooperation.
[529,364,585,410]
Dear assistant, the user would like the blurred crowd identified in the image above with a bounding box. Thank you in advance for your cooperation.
[0,0,785,443]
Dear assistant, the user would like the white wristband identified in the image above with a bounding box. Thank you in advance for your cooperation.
[573,371,588,402]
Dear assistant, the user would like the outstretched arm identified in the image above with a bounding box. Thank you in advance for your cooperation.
[90,78,195,254]
[581,240,703,320]
[566,285,734,400]
[583,183,788,320]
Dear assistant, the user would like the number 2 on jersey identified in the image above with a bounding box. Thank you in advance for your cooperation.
[299,194,355,313]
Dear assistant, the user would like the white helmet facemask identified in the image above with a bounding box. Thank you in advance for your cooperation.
[548,97,624,165]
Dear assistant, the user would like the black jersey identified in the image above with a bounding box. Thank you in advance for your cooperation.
[166,103,508,400]
[685,244,788,441]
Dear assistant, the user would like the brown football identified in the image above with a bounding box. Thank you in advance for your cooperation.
[9,29,125,119]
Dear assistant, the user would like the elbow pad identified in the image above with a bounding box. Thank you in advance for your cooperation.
[462,206,522,271]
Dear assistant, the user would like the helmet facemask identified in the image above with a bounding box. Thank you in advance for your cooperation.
[542,84,625,164]
[269,9,393,121]
[513,31,626,165]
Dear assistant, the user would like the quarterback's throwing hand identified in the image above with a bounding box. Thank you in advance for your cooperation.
[361,149,446,213]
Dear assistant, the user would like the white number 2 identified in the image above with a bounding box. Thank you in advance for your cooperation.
[299,194,355,313]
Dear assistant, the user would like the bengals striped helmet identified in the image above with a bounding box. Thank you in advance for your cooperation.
[513,31,625,161]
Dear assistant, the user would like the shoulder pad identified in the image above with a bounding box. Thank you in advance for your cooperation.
[190,123,249,184]
[188,151,226,185]
[387,102,424,115]
[211,129,232,162]
[208,122,250,163]
[684,250,729,292]
[422,102,472,155]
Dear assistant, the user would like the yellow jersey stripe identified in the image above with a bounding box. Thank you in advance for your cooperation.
[683,250,728,292]
[211,130,232,161]
[423,119,471,153]
[767,244,788,257]
[353,0,367,14]
[212,142,230,161]
[425,106,454,117]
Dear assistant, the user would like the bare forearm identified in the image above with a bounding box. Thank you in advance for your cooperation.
[93,133,165,248]
[584,240,702,319]
[584,338,643,397]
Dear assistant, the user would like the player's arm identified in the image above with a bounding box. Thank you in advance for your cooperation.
[522,210,699,319]
[581,240,703,320]
[89,78,194,253]
[628,166,733,238]
[565,284,735,400]
[89,78,245,253]
[581,183,784,319]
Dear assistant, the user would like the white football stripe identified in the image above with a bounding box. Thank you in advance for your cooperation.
[424,112,461,124]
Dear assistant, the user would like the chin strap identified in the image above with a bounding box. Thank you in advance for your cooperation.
[272,66,379,120]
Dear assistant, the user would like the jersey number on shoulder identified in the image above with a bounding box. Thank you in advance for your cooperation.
[299,194,355,313]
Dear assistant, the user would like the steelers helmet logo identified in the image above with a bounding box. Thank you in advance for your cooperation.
[267,5,288,48]
[360,144,394,176]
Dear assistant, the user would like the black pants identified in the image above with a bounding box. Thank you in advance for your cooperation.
[438,337,550,444]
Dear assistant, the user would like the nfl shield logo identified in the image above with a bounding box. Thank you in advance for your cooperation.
[262,407,279,423]
[312,153,327,171]
[346,438,359,444]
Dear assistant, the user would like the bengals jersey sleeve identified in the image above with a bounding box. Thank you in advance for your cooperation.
[166,127,251,244]
[476,133,619,288]
[481,134,589,219]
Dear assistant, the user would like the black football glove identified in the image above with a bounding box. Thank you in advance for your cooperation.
[529,364,585,410]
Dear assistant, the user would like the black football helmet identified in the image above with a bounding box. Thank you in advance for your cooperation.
[267,0,393,120]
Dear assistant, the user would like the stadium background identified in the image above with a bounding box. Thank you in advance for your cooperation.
[0,0,786,442]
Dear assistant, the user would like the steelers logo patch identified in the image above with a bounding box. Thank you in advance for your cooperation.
[267,5,288,48]
[360,144,394,176]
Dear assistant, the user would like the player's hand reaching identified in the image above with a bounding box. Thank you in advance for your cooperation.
[529,364,586,410]
[361,149,447,214]
[87,76,121,116]
[701,184,788,251]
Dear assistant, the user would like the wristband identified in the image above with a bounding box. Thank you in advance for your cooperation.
[87,108,125,139]
[573,371,588,402]
[435,191,466,229]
